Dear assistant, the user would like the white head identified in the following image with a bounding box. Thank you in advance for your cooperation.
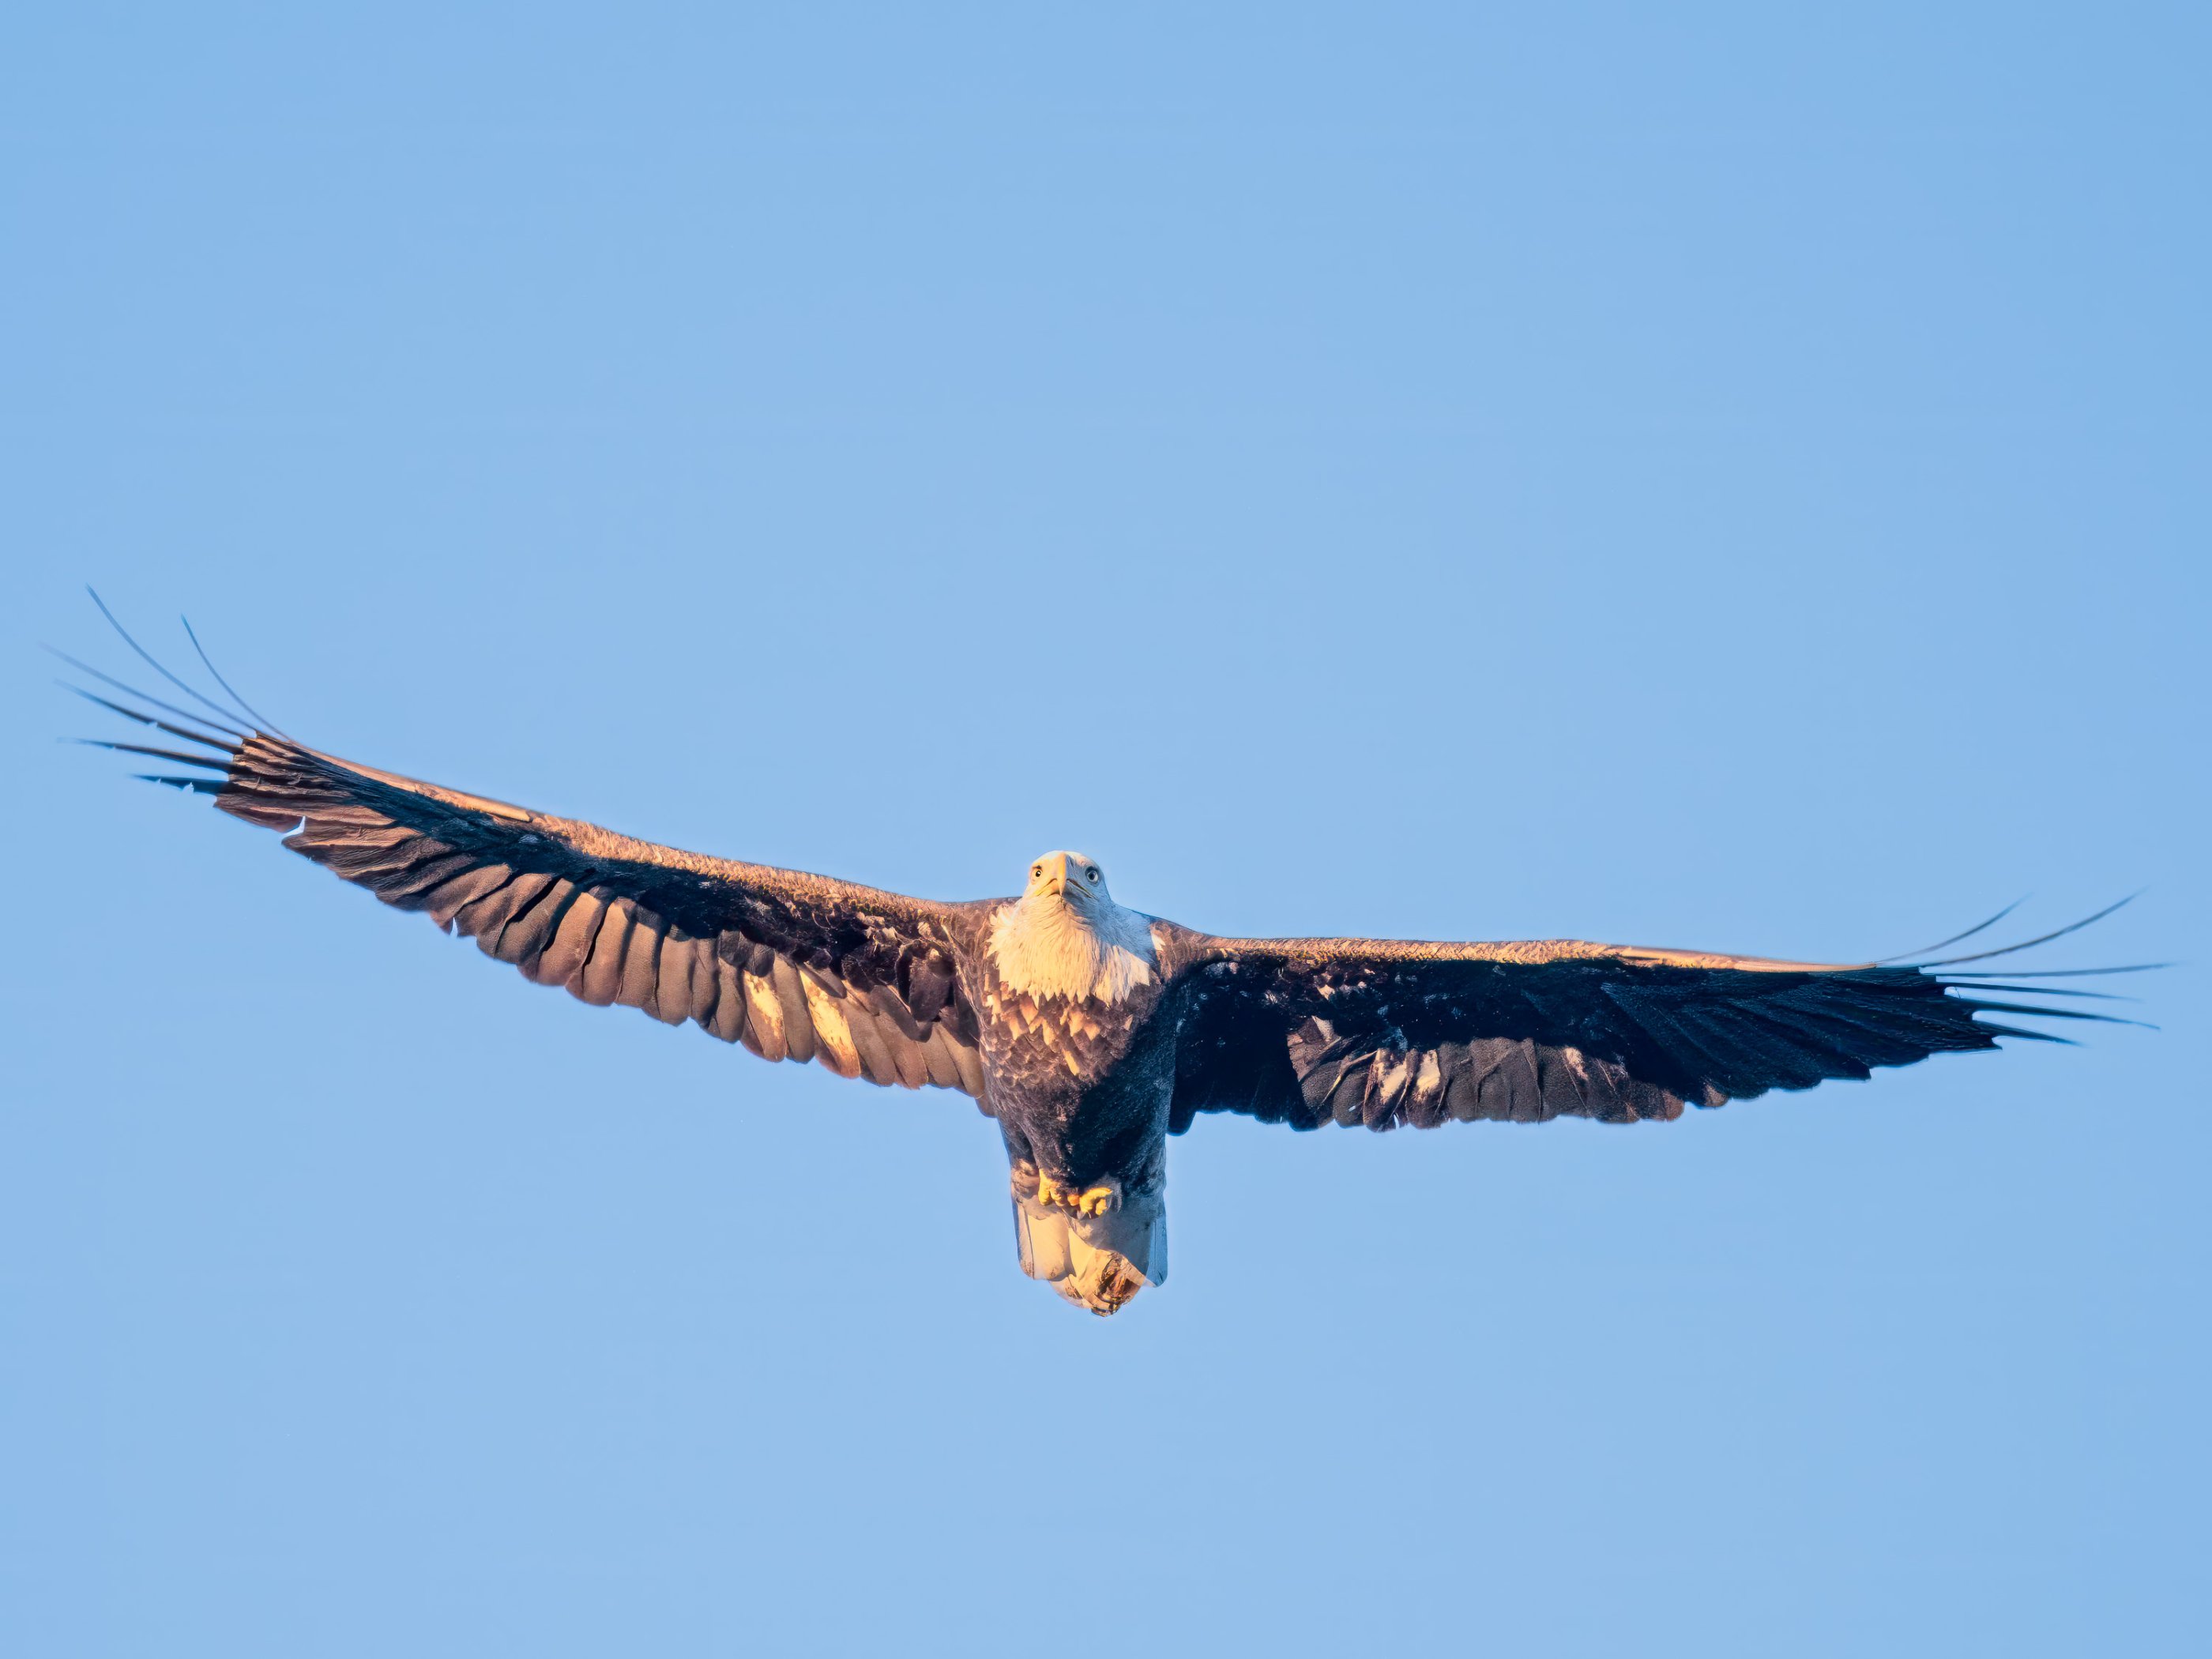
[1022,849,1111,912]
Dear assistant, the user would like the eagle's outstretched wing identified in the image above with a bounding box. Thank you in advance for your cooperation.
[87,691,990,1100]
[1157,924,2134,1134]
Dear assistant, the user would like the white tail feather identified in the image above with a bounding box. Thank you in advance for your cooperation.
[1011,1187,1167,1315]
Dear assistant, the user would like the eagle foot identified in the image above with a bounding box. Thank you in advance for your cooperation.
[1016,1168,1122,1218]
[1073,1179,1122,1217]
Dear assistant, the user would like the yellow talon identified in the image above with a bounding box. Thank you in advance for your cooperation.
[1022,1172,1123,1217]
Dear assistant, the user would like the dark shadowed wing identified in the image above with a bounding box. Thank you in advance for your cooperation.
[91,697,991,1100]
[1157,927,2126,1134]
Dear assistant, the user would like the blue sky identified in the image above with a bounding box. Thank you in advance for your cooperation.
[3,6,2206,1654]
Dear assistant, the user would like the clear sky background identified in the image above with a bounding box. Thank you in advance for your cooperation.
[3,6,2206,1655]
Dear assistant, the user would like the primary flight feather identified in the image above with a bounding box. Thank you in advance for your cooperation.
[73,615,2134,1315]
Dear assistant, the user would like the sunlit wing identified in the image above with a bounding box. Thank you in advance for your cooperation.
[83,688,990,1100]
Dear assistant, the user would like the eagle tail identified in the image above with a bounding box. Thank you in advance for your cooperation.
[1012,1188,1167,1317]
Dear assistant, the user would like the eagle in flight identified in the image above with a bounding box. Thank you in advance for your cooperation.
[71,611,2132,1315]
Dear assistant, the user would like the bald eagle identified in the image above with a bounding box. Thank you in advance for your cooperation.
[71,625,2134,1315]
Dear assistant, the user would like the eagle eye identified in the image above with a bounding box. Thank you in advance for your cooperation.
[1032,865,1042,878]
[1085,867,1100,882]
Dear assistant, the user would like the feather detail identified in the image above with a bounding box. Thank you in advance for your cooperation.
[986,895,1157,1005]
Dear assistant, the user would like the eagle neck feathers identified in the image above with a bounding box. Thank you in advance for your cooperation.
[987,895,1158,1006]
